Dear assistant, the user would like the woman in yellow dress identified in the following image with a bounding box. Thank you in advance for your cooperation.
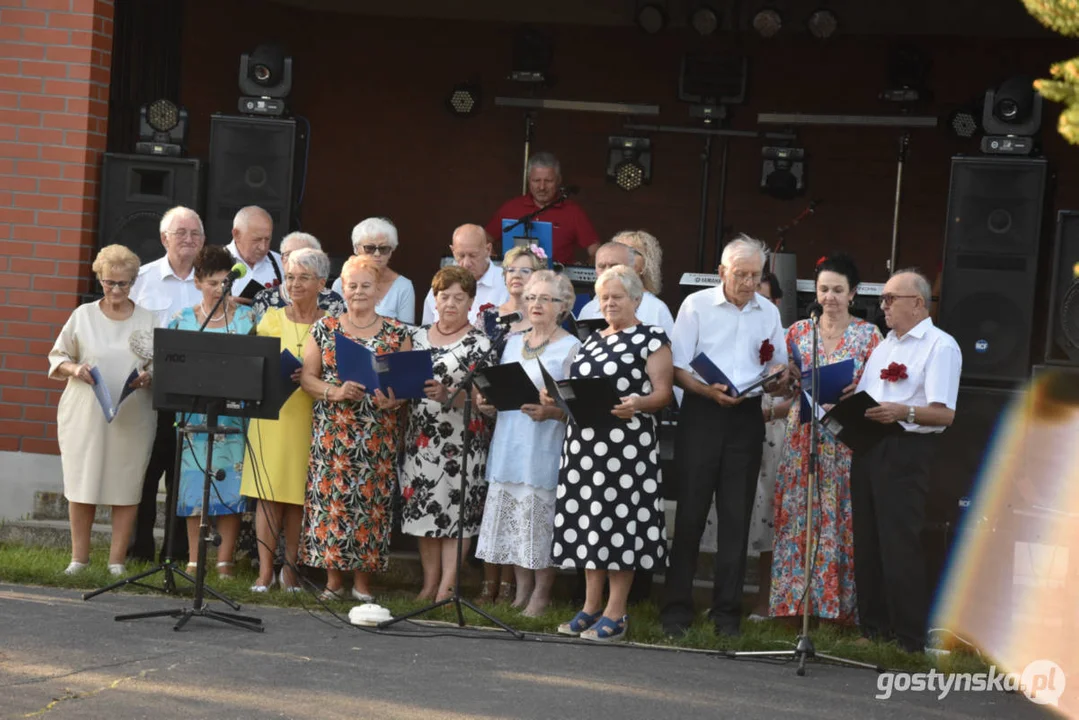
[240,247,330,592]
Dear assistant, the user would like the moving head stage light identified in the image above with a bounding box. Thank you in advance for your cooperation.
[239,44,293,117]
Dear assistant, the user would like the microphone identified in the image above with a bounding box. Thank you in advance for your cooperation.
[224,262,247,285]
[808,301,824,320]
[497,311,523,325]
[560,185,580,197]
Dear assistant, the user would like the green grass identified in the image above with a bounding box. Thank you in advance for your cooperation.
[0,542,988,674]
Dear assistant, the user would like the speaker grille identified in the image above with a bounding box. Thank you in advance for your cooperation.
[205,114,295,246]
[939,155,1047,383]
[1046,211,1079,364]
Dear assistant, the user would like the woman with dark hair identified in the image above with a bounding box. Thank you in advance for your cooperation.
[169,245,258,577]
[769,253,883,624]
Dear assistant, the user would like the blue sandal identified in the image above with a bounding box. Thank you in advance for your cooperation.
[557,609,603,637]
[581,615,628,643]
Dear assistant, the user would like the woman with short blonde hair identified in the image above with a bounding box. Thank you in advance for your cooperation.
[49,244,156,576]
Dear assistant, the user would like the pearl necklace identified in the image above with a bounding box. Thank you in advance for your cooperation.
[199,301,225,323]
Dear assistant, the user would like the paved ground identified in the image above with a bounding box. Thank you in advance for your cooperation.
[0,583,1055,719]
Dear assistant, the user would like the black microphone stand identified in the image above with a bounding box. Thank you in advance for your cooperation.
[728,309,880,674]
[378,322,523,638]
[500,190,570,240]
[110,277,263,631]
[83,278,246,609]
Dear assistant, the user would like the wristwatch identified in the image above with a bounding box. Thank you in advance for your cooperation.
[906,406,916,424]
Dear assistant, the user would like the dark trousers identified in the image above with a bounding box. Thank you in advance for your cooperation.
[850,432,939,652]
[661,394,764,630]
[130,412,188,563]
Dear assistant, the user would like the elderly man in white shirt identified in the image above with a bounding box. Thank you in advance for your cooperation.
[576,239,674,336]
[126,205,205,562]
[850,269,961,653]
[660,234,790,638]
[226,205,283,302]
[421,223,509,325]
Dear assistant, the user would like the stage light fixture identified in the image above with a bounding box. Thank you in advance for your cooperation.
[761,146,806,200]
[136,98,188,156]
[446,83,482,117]
[980,76,1042,155]
[606,136,652,192]
[807,8,838,39]
[689,4,720,36]
[238,44,292,117]
[753,8,782,38]
[510,26,553,84]
[949,109,980,138]
[636,1,668,34]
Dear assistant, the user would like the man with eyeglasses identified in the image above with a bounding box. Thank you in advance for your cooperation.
[421,224,509,325]
[849,269,961,654]
[226,205,283,303]
[127,205,206,563]
[576,239,674,337]
[485,152,600,265]
[661,234,791,639]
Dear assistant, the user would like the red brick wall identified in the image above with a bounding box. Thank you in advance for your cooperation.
[0,0,114,455]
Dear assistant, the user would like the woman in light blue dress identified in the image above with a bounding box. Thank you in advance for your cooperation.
[475,271,580,616]
[170,245,257,577]
[331,217,416,323]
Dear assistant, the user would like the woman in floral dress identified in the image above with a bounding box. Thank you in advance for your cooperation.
[770,254,882,623]
[400,266,492,602]
[300,254,409,602]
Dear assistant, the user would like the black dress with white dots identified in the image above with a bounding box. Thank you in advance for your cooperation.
[551,325,670,572]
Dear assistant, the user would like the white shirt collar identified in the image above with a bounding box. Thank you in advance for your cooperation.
[477,261,499,288]
[890,316,933,342]
[713,283,760,310]
[158,256,195,282]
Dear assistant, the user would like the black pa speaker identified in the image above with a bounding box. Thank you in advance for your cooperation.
[97,153,201,264]
[1045,211,1079,365]
[938,155,1048,383]
[204,114,296,247]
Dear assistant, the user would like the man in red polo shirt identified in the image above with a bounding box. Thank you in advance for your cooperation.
[485,152,600,265]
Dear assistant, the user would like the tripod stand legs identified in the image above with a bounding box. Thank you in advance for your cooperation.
[377,594,524,638]
[115,604,263,632]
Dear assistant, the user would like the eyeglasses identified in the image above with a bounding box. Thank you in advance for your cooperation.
[360,244,393,256]
[730,271,763,285]
[505,267,533,276]
[100,279,133,290]
[285,274,317,284]
[879,294,919,307]
[167,229,204,240]
[524,294,563,305]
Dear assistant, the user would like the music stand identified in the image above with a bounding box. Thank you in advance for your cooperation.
[378,324,524,639]
[108,328,285,632]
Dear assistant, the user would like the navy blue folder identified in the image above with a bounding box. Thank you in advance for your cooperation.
[689,353,784,398]
[335,331,433,399]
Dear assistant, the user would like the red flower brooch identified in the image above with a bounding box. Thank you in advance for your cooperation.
[880,362,908,382]
[759,339,775,365]
[477,303,495,315]
[265,279,280,289]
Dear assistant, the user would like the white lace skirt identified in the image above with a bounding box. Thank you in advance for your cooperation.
[475,482,556,570]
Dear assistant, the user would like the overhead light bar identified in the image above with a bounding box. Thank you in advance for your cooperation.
[494,97,660,116]
[757,112,937,128]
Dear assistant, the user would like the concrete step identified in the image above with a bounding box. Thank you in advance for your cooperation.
[32,491,168,527]
[0,518,164,549]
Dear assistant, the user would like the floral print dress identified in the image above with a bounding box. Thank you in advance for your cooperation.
[399,326,492,538]
[299,316,407,572]
[769,318,882,621]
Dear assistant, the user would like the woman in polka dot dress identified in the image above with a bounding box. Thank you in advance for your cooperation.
[545,265,674,642]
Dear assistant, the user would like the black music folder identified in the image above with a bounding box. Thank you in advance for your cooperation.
[539,363,621,428]
[565,315,608,342]
[820,391,904,453]
[238,278,265,301]
[474,362,540,412]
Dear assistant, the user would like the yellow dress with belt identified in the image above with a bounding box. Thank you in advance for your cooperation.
[240,306,321,506]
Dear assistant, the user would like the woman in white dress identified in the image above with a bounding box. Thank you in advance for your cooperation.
[331,217,416,323]
[47,245,156,576]
[476,271,580,616]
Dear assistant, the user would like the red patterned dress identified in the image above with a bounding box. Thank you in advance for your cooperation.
[299,316,407,572]
[769,317,882,621]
